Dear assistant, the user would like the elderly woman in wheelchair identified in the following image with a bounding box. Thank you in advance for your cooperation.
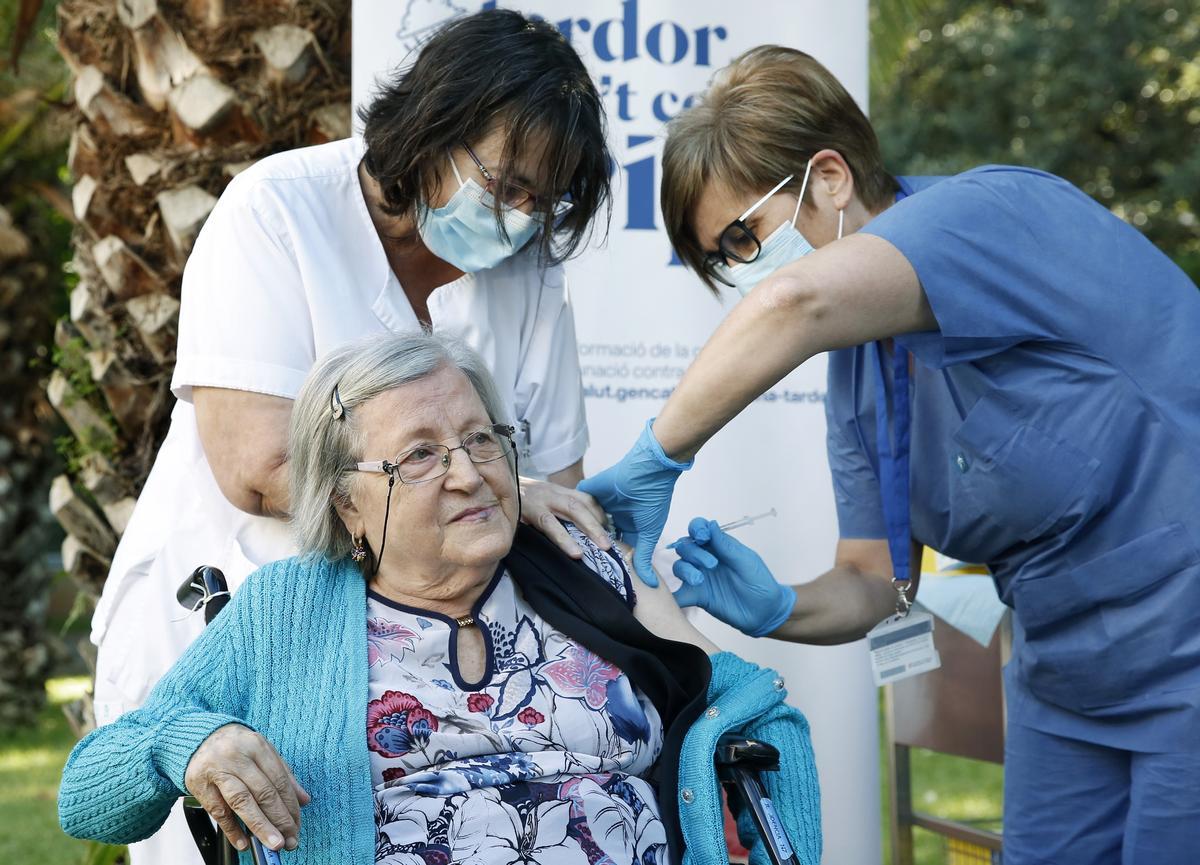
[59,331,820,865]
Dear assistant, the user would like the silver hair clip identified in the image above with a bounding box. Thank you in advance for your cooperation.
[330,384,346,420]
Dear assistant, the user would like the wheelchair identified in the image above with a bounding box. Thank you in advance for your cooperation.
[176,565,801,865]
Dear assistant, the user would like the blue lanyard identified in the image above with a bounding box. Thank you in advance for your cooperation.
[871,340,913,612]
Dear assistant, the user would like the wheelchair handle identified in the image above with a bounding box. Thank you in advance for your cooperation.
[176,566,231,625]
[716,734,800,865]
[183,796,279,865]
[250,836,283,865]
[715,735,781,772]
[180,565,268,865]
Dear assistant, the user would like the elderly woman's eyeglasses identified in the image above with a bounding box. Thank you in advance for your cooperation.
[701,174,797,287]
[356,424,516,485]
[462,143,572,218]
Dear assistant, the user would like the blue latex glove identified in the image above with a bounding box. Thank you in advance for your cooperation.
[577,419,692,586]
[671,517,797,638]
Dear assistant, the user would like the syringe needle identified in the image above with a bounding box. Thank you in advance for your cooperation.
[716,507,778,533]
[665,507,777,549]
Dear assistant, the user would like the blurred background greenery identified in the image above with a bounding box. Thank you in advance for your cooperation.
[1,1,1196,863]
[872,0,1200,281]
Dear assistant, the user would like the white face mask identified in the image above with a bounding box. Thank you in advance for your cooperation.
[717,160,844,297]
[416,156,539,273]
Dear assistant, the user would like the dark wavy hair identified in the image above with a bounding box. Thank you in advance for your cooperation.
[358,9,611,265]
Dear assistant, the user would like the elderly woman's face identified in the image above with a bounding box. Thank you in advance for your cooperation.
[346,365,519,575]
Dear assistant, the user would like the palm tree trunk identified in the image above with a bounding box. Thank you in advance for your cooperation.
[50,0,350,732]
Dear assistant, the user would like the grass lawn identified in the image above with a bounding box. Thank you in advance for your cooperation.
[891,749,1004,864]
[4,678,1001,865]
[0,677,124,865]
[878,691,1005,864]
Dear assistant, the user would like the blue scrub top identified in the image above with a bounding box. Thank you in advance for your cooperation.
[828,167,1200,751]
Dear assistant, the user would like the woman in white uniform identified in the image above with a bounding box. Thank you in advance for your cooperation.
[92,11,613,864]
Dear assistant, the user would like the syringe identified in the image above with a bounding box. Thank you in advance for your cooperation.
[665,507,778,550]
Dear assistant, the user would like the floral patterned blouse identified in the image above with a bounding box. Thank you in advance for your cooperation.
[366,524,668,865]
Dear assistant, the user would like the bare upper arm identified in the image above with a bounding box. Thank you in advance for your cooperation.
[613,541,720,655]
[835,537,923,598]
[192,386,293,517]
[758,233,937,355]
[834,537,893,578]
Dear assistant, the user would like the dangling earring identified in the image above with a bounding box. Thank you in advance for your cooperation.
[837,208,844,240]
[351,536,367,563]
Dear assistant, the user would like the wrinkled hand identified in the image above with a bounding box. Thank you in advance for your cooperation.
[184,723,310,853]
[671,517,796,638]
[577,420,692,587]
[519,477,611,558]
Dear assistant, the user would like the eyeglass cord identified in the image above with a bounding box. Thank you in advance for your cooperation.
[371,473,397,577]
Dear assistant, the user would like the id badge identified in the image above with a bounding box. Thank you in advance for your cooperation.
[867,610,941,686]
[517,418,533,462]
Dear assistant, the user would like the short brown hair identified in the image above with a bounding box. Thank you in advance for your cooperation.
[662,45,896,292]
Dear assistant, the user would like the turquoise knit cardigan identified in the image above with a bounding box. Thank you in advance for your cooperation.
[59,554,820,864]
[680,653,822,865]
[59,556,377,863]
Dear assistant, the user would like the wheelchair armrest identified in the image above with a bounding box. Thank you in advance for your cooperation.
[178,568,264,865]
[715,734,780,774]
[182,796,225,865]
[715,735,799,865]
[183,795,278,865]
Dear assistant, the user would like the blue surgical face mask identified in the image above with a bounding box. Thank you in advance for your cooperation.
[717,160,842,297]
[417,156,538,273]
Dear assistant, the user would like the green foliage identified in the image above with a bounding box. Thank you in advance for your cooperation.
[0,0,72,732]
[56,583,92,637]
[54,426,116,476]
[871,0,1200,281]
[49,339,117,473]
[871,0,943,93]
[1,0,70,163]
[81,841,128,865]
[51,337,98,399]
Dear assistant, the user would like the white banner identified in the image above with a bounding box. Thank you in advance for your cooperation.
[353,2,878,862]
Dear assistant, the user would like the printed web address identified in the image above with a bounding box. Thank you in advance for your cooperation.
[584,384,827,404]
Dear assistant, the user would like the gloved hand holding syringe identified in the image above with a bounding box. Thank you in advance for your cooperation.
[668,509,796,638]
[665,507,777,550]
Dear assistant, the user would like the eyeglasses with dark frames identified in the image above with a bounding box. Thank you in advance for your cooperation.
[700,173,800,287]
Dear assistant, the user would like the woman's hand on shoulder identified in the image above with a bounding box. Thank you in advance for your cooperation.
[519,472,612,558]
[184,723,310,854]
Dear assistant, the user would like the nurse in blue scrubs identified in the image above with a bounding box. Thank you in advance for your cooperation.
[580,45,1200,864]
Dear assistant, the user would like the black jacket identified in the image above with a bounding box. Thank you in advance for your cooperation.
[504,523,713,862]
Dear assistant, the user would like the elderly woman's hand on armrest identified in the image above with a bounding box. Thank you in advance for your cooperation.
[184,723,311,855]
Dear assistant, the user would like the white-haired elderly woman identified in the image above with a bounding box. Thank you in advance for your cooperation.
[59,332,821,865]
